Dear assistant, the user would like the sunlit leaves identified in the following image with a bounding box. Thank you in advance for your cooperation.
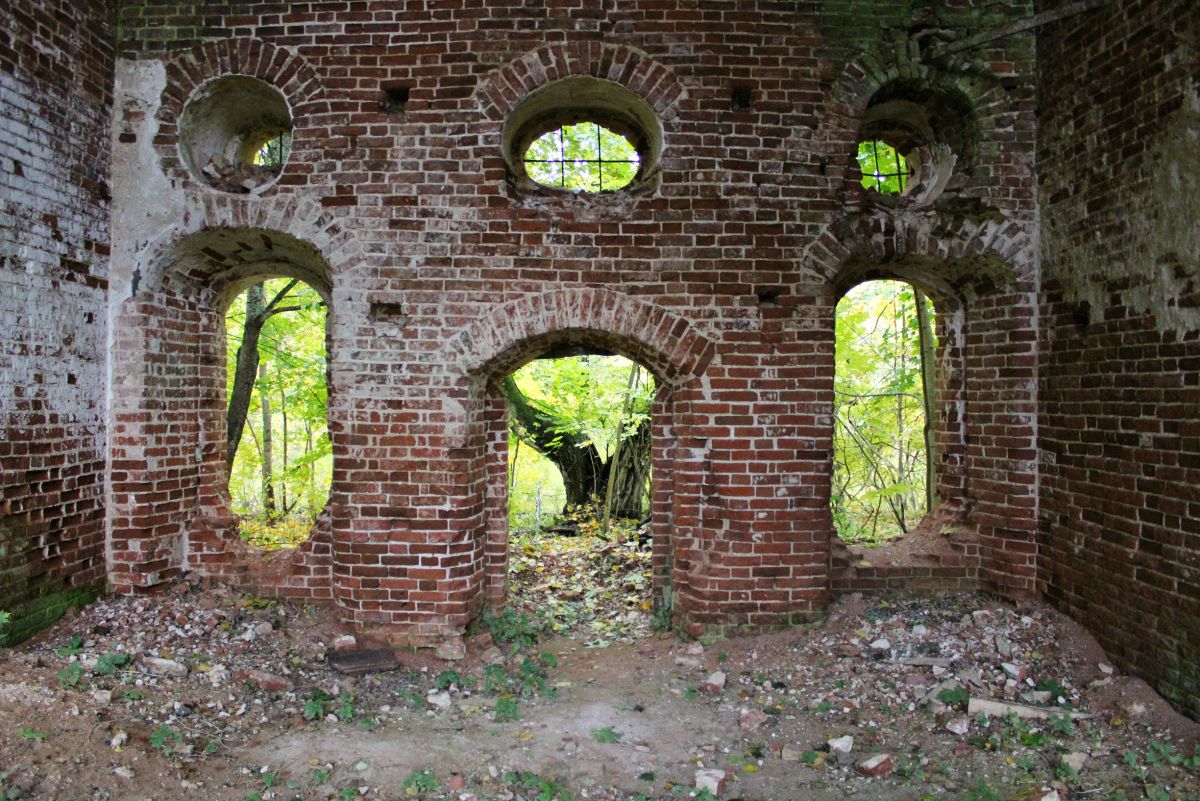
[225,278,330,538]
[523,122,640,192]
[507,355,654,528]
[832,281,932,543]
[857,140,909,194]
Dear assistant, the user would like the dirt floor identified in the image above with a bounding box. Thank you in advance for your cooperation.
[1,539,1198,801]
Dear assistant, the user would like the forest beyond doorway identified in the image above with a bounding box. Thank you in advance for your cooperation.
[832,280,937,545]
[502,354,660,644]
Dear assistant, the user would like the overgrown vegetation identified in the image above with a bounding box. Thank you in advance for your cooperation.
[506,354,654,533]
[833,280,937,544]
[225,278,330,549]
[523,122,640,192]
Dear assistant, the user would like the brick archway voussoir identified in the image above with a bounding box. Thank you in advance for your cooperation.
[451,288,714,385]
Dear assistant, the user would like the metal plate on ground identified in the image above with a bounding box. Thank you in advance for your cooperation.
[326,648,400,676]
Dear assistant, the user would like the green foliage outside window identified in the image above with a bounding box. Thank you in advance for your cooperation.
[857,139,909,194]
[507,355,654,530]
[251,131,292,170]
[833,280,934,543]
[524,122,640,192]
[225,278,330,547]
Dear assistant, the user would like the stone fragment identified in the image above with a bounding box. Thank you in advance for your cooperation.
[1061,752,1088,772]
[946,717,970,736]
[686,642,705,656]
[694,769,726,796]
[110,730,128,749]
[856,753,895,778]
[700,671,725,693]
[436,637,466,661]
[92,689,113,705]
[738,709,770,732]
[780,745,804,762]
[207,664,230,687]
[332,635,357,651]
[827,735,854,763]
[869,638,891,652]
[911,623,928,636]
[142,657,188,677]
[426,690,452,711]
[674,656,703,670]
[1021,690,1053,705]
[234,670,293,693]
[1031,790,1062,801]
[1001,662,1025,680]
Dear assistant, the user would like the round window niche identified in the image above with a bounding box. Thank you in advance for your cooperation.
[854,88,972,209]
[178,75,293,194]
[503,76,663,196]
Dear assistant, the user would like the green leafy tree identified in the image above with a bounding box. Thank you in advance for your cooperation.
[524,122,639,192]
[225,278,331,545]
[832,281,935,543]
[505,355,654,526]
[857,140,909,194]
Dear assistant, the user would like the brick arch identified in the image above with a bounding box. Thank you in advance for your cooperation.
[155,38,328,189]
[135,193,360,298]
[803,30,1019,210]
[448,288,714,385]
[109,210,353,598]
[476,42,688,122]
[804,209,1033,294]
[816,30,1012,160]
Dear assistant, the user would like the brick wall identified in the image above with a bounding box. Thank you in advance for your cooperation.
[0,1,113,638]
[1037,0,1200,718]
[102,1,1042,651]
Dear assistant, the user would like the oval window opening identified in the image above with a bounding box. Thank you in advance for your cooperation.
[523,122,641,192]
[857,140,912,194]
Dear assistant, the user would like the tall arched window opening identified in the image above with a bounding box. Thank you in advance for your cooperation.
[502,352,657,642]
[832,280,938,544]
[225,278,330,548]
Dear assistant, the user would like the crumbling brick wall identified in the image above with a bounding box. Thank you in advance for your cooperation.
[1037,0,1200,718]
[102,1,1041,653]
[0,1,114,641]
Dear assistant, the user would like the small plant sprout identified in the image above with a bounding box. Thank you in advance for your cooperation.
[402,768,440,794]
[591,727,621,743]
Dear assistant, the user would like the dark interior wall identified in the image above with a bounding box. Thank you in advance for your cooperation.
[0,1,115,639]
[1037,0,1200,717]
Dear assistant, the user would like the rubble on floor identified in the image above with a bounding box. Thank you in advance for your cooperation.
[0,580,1195,800]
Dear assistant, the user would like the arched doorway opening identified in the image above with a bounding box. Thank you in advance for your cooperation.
[502,351,658,643]
[832,279,938,544]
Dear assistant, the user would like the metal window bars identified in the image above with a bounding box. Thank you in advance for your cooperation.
[524,123,639,191]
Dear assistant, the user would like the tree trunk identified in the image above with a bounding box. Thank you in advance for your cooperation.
[914,287,938,511]
[259,360,276,517]
[601,364,641,534]
[280,383,289,513]
[501,375,650,519]
[225,279,303,473]
[226,284,266,472]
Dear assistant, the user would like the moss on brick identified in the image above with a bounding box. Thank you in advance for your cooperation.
[0,585,104,647]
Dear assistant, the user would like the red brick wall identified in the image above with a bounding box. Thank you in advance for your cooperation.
[103,1,1041,651]
[0,0,113,637]
[1037,0,1200,718]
